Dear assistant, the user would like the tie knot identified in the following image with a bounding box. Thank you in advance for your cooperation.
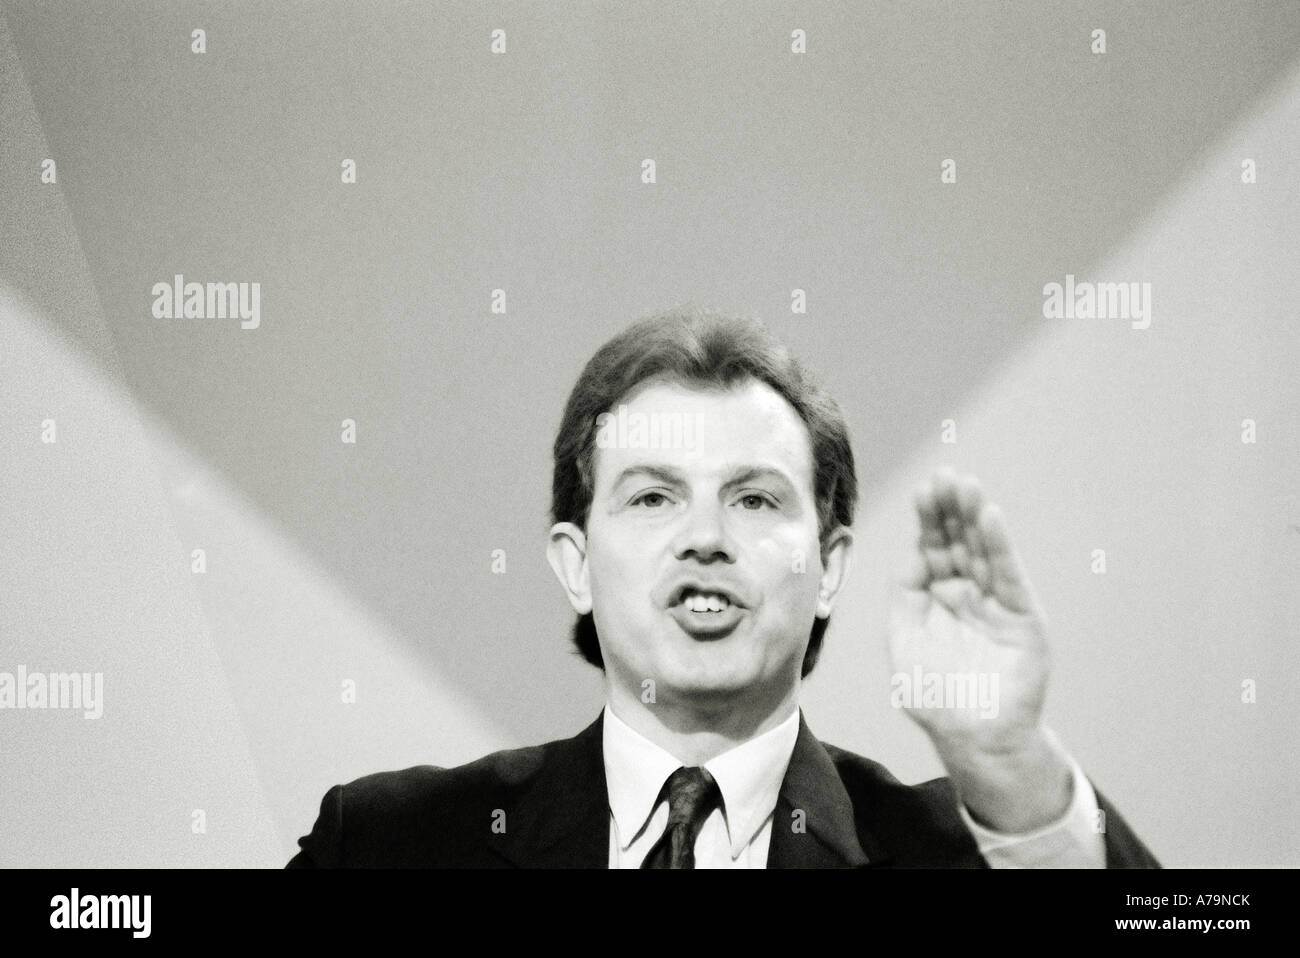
[662,766,721,829]
[640,766,724,868]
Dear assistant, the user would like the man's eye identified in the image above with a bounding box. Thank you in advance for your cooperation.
[739,493,776,510]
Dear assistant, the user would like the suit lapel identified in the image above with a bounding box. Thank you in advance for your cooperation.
[490,713,610,868]
[488,709,892,868]
[767,712,883,868]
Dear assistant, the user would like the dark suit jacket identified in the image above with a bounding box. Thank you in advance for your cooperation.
[287,711,1159,868]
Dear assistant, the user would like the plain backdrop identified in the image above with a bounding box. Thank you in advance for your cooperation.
[1,1,1297,867]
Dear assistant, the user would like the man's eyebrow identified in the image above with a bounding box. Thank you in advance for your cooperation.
[611,464,688,489]
[723,466,796,491]
[611,464,797,491]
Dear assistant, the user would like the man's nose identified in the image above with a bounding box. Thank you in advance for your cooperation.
[670,499,736,563]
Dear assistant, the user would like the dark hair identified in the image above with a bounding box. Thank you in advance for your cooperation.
[551,307,858,677]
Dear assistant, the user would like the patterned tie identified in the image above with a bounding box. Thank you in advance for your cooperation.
[640,766,723,869]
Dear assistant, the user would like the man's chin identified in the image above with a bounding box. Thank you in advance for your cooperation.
[655,653,763,701]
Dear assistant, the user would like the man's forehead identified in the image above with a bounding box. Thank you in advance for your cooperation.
[591,378,816,490]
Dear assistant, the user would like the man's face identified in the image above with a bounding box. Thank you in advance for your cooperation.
[575,377,836,709]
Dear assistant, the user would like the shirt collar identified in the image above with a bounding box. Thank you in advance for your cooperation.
[602,702,801,860]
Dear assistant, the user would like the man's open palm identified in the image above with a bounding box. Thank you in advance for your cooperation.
[889,468,1051,753]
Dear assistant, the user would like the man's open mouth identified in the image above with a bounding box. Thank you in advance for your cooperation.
[669,588,744,637]
[679,589,733,613]
[670,583,743,608]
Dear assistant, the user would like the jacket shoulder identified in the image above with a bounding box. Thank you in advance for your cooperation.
[345,738,554,809]
[820,741,987,867]
[288,739,561,868]
[821,741,1160,869]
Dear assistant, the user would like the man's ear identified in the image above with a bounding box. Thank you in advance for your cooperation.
[547,522,592,615]
[815,525,854,619]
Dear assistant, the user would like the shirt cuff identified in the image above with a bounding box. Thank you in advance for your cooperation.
[958,752,1107,869]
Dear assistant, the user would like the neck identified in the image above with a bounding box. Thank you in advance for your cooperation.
[605,678,800,765]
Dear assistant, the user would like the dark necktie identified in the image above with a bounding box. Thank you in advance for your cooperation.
[640,766,723,869]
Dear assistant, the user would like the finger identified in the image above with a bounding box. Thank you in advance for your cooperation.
[915,479,954,579]
[955,475,987,584]
[969,553,992,592]
[977,501,1036,614]
[914,479,946,549]
[928,577,980,616]
[936,469,978,578]
[932,467,964,545]
[948,539,970,578]
[924,542,955,580]
[956,474,985,535]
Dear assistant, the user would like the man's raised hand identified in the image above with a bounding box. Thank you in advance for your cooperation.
[889,467,1073,833]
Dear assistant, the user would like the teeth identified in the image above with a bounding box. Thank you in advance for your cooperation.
[683,591,731,612]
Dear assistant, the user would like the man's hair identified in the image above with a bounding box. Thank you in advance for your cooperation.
[551,307,858,678]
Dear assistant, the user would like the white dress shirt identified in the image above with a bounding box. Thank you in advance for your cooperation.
[602,704,1106,868]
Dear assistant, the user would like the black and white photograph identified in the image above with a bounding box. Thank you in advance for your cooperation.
[1,0,1295,940]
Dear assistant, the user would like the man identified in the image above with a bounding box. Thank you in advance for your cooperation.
[288,308,1159,868]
